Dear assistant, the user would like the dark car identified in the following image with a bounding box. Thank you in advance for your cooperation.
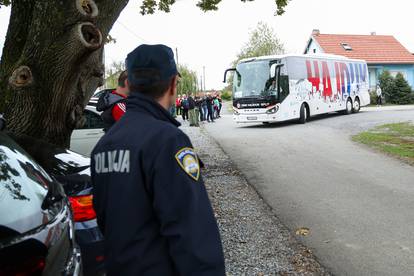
[12,134,105,276]
[0,131,82,276]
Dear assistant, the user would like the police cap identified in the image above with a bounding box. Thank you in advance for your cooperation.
[126,44,179,86]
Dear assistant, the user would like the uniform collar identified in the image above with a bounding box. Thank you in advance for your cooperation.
[126,92,181,127]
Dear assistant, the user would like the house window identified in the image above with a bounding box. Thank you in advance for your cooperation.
[389,70,408,80]
[369,68,377,88]
[341,43,352,51]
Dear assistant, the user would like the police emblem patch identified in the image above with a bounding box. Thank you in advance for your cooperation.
[175,147,200,181]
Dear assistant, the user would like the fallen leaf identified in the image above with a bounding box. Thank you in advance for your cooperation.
[295,227,310,236]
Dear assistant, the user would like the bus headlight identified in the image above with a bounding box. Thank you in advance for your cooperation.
[266,106,279,114]
[233,108,240,115]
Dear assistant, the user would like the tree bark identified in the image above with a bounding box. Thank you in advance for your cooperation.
[0,0,129,147]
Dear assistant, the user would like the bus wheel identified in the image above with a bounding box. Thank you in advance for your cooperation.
[353,98,361,113]
[344,98,353,115]
[299,104,308,124]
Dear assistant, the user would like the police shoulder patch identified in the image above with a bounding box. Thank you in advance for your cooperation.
[175,147,200,181]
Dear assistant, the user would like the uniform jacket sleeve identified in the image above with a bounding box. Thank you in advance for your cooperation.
[150,132,225,276]
[91,153,106,235]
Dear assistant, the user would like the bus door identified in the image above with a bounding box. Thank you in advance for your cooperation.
[270,63,290,104]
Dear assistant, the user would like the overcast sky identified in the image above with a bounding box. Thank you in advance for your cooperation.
[1,0,413,89]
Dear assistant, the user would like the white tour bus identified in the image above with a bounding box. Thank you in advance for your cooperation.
[223,54,370,124]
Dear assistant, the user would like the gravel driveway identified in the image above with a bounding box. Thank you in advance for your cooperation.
[181,123,330,276]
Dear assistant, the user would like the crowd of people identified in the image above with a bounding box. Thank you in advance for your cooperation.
[172,92,223,127]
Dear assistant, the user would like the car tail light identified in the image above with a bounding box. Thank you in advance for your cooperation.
[1,256,45,276]
[69,195,96,222]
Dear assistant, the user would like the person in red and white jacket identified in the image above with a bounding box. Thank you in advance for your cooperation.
[97,71,130,130]
[111,70,129,122]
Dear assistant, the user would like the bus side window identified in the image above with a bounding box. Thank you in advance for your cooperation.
[236,71,241,87]
[279,75,289,102]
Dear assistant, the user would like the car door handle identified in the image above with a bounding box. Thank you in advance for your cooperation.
[86,132,101,136]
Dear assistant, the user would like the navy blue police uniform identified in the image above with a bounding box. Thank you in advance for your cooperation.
[91,44,225,276]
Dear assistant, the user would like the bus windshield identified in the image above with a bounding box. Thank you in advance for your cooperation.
[233,60,279,98]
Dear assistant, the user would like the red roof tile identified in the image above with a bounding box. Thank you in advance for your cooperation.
[311,34,414,64]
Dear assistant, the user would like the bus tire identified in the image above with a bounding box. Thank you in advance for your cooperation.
[344,98,353,115]
[353,97,361,113]
[299,104,308,124]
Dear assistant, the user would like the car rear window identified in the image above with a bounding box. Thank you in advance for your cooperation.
[7,133,90,176]
[0,133,52,232]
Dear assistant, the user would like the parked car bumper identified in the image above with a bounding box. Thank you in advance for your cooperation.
[75,219,105,275]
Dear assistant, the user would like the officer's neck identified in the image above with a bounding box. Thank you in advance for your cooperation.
[157,94,172,111]
[154,88,175,111]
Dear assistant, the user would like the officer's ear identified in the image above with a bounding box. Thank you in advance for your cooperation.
[169,75,178,96]
[125,78,130,92]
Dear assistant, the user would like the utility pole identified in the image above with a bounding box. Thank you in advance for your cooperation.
[203,66,206,92]
[175,47,179,65]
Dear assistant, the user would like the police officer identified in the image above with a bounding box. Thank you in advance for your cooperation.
[91,44,225,276]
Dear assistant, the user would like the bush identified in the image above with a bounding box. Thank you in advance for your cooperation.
[378,70,395,103]
[369,91,378,105]
[378,70,414,104]
[393,73,414,104]
[221,90,232,101]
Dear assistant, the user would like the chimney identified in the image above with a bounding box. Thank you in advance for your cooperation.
[312,29,320,36]
[370,31,376,36]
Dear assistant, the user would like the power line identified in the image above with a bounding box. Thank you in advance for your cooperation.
[175,47,179,65]
[116,20,149,43]
[203,66,206,91]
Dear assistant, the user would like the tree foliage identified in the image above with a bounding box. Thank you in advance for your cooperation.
[105,61,125,88]
[393,73,413,104]
[379,71,414,104]
[177,64,198,96]
[220,90,232,101]
[0,0,10,8]
[233,21,285,67]
[378,70,396,103]
[139,0,289,15]
[225,21,285,89]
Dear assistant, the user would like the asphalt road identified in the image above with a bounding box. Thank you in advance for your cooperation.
[204,105,414,276]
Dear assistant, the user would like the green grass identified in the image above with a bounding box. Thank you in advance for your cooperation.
[352,122,414,164]
[368,103,398,107]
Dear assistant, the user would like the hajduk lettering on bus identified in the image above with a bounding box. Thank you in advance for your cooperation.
[305,60,367,102]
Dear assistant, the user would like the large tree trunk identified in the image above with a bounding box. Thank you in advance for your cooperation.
[0,0,129,147]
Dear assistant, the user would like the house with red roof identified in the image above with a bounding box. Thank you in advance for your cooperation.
[304,30,414,90]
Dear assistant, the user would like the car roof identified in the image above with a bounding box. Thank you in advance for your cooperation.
[85,105,101,114]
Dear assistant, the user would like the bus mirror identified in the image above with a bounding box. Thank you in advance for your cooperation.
[223,68,236,83]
